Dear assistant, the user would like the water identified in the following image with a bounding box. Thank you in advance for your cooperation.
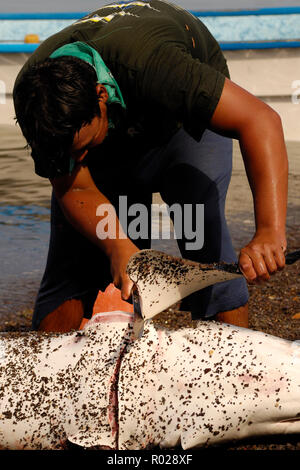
[1,5,300,44]
[0,124,51,315]
[0,0,300,13]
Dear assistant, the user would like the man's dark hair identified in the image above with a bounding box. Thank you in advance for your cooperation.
[14,56,100,178]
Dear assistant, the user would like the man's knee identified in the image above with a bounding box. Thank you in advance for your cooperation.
[215,303,249,328]
[37,298,84,333]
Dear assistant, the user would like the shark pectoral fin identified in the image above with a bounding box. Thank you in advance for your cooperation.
[127,249,243,320]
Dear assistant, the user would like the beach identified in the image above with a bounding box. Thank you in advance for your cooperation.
[0,1,299,450]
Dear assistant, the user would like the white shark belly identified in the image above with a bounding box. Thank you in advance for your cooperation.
[0,316,133,450]
[0,313,299,450]
[118,320,300,449]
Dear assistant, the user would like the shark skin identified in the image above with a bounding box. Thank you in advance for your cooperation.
[0,312,134,450]
[0,311,299,450]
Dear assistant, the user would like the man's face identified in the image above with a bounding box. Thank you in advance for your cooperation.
[70,84,109,163]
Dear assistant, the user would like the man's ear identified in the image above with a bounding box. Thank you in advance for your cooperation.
[96,83,108,103]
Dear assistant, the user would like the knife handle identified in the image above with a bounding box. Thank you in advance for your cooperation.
[132,285,143,318]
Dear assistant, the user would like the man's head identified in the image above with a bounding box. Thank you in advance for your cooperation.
[14,56,107,178]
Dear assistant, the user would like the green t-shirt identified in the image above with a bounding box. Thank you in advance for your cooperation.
[14,0,229,174]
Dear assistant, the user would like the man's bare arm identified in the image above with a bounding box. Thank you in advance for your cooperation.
[208,78,288,282]
[50,163,139,299]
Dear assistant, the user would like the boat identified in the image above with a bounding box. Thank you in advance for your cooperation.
[0,5,299,140]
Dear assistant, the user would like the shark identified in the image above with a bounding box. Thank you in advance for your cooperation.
[0,309,299,449]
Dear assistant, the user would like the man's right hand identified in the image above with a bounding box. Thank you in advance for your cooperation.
[50,163,140,300]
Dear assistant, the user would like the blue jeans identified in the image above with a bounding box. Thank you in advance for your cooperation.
[32,128,249,329]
